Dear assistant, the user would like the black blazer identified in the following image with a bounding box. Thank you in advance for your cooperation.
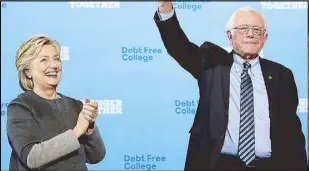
[154,11,307,170]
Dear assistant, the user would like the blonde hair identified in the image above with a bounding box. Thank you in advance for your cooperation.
[15,34,61,91]
[226,6,268,36]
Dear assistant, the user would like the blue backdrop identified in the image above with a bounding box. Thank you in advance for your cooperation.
[1,1,308,170]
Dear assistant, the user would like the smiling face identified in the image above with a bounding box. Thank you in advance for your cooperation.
[227,10,268,59]
[26,44,62,91]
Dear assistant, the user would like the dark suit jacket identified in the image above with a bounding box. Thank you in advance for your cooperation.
[154,11,307,170]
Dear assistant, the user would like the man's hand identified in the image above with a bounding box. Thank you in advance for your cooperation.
[158,1,173,13]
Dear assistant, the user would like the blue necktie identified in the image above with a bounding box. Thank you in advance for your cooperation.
[238,62,255,165]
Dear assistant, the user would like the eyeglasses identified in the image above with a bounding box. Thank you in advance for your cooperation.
[231,25,266,36]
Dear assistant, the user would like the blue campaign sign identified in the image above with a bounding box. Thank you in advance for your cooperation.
[1,1,307,170]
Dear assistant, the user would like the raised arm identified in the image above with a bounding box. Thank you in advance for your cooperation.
[154,1,205,79]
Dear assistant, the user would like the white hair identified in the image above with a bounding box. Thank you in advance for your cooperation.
[226,6,268,35]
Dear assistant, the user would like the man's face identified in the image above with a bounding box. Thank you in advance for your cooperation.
[227,11,268,59]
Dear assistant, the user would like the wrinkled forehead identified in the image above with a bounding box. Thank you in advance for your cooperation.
[37,44,59,57]
[234,11,264,27]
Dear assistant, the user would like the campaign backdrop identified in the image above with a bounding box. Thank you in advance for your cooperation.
[1,1,308,170]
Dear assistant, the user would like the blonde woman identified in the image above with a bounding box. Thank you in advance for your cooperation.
[7,35,106,170]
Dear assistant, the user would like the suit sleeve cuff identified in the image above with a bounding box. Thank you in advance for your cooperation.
[156,8,175,21]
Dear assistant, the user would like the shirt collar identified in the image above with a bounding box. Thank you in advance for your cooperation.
[233,53,260,73]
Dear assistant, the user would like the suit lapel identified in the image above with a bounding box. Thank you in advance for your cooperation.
[221,51,234,111]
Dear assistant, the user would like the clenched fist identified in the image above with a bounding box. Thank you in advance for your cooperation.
[158,1,173,13]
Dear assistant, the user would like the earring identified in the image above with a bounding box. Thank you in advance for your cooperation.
[28,75,32,79]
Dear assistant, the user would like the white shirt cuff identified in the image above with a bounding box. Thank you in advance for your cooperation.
[157,8,175,21]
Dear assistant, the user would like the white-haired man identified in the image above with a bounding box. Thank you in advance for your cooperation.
[154,1,307,170]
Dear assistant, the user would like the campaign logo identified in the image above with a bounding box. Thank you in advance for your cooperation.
[61,46,70,61]
[124,154,167,170]
[1,102,8,133]
[174,100,198,115]
[121,47,163,63]
[2,2,6,8]
[69,1,120,8]
[297,98,307,113]
[261,2,307,10]
[1,102,8,116]
[82,99,123,115]
[172,0,206,12]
